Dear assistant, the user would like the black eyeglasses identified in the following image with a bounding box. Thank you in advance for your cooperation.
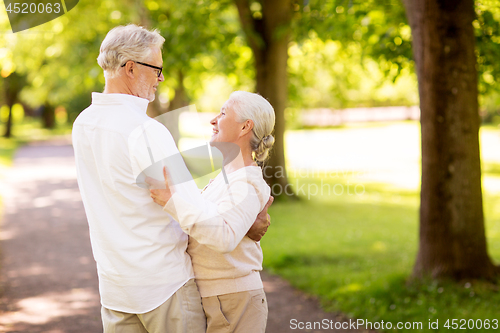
[121,61,163,78]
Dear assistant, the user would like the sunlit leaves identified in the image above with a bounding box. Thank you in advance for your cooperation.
[293,0,414,82]
[1,0,498,121]
[288,35,418,110]
[475,2,500,94]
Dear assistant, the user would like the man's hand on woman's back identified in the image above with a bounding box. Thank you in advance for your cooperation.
[246,196,274,242]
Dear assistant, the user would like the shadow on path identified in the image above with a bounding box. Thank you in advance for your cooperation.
[0,140,366,333]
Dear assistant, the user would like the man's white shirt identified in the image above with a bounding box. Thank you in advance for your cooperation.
[72,92,199,313]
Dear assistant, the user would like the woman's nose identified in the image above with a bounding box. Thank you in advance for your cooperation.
[210,117,217,125]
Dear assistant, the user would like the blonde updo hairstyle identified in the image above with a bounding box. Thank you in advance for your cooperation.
[228,91,276,164]
[97,24,165,79]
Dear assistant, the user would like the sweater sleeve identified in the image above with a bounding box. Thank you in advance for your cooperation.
[163,179,261,253]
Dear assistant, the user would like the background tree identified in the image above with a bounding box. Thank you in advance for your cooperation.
[233,0,294,195]
[2,73,26,138]
[403,0,499,280]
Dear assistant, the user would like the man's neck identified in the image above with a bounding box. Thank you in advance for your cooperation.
[104,77,134,96]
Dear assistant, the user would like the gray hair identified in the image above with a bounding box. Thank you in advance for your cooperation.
[229,91,276,163]
[97,24,165,79]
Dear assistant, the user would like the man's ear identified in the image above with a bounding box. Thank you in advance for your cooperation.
[241,119,254,136]
[124,61,136,79]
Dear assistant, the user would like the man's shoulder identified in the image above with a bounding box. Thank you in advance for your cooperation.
[73,105,93,125]
[73,103,154,135]
[128,118,173,145]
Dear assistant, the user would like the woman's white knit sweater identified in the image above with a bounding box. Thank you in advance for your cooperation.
[163,165,271,297]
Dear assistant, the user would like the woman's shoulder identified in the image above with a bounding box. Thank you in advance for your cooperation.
[228,166,265,182]
[229,166,270,204]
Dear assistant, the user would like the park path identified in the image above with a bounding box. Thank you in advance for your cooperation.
[0,139,364,333]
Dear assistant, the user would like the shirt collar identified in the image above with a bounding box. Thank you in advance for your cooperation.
[91,92,149,114]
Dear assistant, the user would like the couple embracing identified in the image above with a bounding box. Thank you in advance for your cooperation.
[73,25,275,333]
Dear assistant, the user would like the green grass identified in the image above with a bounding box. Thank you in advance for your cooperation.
[483,162,500,177]
[4,117,73,142]
[0,136,19,167]
[261,176,500,332]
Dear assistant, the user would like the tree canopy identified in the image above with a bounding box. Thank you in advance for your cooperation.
[1,0,499,120]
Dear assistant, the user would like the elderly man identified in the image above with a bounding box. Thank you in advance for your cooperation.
[72,25,271,333]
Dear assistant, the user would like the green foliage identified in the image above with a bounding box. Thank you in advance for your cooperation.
[0,0,117,117]
[288,34,418,109]
[476,1,500,95]
[0,0,255,117]
[291,0,500,116]
[148,0,254,104]
[1,0,499,123]
[293,0,414,79]
[475,1,500,122]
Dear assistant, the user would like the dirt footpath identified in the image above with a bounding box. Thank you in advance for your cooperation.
[0,140,365,333]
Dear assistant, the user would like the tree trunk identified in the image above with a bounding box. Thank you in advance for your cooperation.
[20,102,34,117]
[3,106,13,138]
[234,0,295,198]
[403,0,498,280]
[165,73,188,146]
[168,71,189,112]
[42,102,56,129]
[3,74,21,138]
[127,0,152,27]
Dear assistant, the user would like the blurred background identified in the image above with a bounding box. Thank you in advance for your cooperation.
[1,0,500,332]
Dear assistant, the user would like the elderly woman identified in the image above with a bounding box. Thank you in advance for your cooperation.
[150,91,275,333]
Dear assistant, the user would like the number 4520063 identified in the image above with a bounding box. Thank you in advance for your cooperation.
[444,319,498,330]
[5,3,62,14]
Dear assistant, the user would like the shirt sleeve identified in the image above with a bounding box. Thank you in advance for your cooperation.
[128,119,206,208]
[163,179,261,254]
[128,119,179,177]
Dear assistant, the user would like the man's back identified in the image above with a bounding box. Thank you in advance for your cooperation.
[73,92,194,313]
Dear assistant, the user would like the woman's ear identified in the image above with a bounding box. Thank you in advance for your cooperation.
[241,119,254,136]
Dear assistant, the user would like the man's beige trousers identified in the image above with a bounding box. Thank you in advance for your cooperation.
[101,279,206,333]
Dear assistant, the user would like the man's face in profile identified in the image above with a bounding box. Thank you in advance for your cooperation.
[135,47,164,102]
